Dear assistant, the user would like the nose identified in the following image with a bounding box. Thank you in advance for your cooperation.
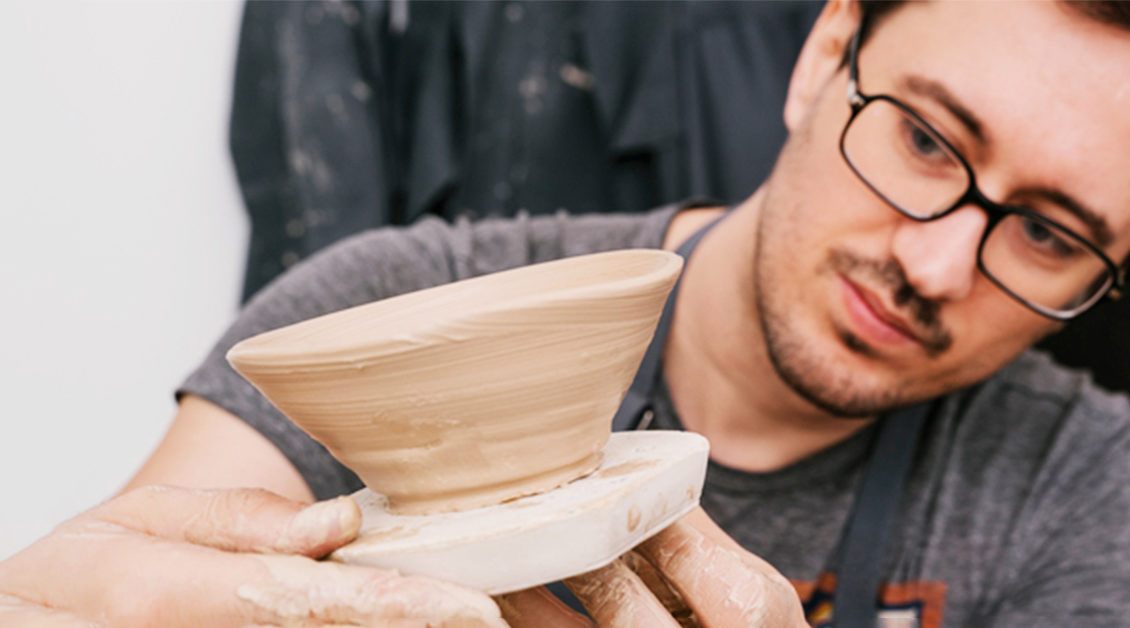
[890,206,987,302]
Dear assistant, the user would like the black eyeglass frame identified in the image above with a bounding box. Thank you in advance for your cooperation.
[839,27,1123,321]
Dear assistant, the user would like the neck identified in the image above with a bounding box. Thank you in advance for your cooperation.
[663,193,874,473]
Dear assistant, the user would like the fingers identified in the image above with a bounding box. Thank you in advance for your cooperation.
[620,551,698,627]
[1,485,505,627]
[4,522,506,628]
[0,594,91,628]
[232,553,507,627]
[187,607,488,627]
[89,485,361,557]
[496,586,593,628]
[680,507,749,553]
[636,519,806,628]
[565,559,681,628]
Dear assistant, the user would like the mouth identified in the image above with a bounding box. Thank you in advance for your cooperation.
[839,275,924,348]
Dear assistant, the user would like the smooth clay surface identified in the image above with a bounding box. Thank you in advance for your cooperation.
[227,250,682,514]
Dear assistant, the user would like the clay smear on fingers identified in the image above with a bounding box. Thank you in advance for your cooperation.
[105,487,362,557]
[640,522,805,627]
[565,559,680,628]
[228,250,682,514]
[237,554,506,627]
[621,551,698,627]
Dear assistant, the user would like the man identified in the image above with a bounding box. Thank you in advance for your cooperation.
[2,1,1128,625]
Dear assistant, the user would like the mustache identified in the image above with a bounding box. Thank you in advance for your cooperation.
[827,249,953,356]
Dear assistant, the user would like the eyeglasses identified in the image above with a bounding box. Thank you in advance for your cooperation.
[839,28,1123,321]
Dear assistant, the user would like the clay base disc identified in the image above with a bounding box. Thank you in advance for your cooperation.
[330,431,710,594]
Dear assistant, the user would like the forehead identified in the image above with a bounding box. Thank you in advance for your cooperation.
[860,1,1130,250]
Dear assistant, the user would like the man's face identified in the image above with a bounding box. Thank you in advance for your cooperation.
[754,1,1130,416]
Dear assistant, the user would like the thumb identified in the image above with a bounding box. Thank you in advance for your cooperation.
[92,485,361,557]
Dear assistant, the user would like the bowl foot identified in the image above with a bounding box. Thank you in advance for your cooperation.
[330,430,710,594]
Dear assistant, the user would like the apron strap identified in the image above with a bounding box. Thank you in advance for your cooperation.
[612,213,724,432]
[832,401,930,628]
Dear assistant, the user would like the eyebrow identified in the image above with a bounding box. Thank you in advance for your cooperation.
[901,76,1114,249]
[1017,185,1114,248]
[902,76,988,147]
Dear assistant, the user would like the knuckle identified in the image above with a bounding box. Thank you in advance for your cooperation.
[568,561,630,608]
[186,488,288,550]
[764,571,804,610]
[570,561,650,626]
[87,485,179,531]
[657,534,702,574]
[217,488,280,518]
[202,488,269,522]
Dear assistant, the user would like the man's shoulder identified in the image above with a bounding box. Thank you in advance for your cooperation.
[334,206,678,281]
[952,349,1130,470]
[984,350,1130,429]
[929,351,1130,620]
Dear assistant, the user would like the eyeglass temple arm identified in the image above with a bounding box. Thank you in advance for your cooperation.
[846,27,866,109]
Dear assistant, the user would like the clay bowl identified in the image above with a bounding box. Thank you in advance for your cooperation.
[227,249,683,515]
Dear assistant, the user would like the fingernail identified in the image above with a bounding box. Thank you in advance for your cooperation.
[293,496,361,541]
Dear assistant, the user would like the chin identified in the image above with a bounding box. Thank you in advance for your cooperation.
[756,295,934,417]
[768,329,911,417]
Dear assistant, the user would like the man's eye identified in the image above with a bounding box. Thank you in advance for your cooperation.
[909,125,942,157]
[897,117,952,168]
[1020,216,1078,258]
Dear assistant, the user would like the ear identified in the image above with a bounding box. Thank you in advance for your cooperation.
[783,0,862,132]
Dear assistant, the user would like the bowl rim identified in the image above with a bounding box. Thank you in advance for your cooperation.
[227,249,683,370]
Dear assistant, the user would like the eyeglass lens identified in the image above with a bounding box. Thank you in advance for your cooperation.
[842,98,1112,315]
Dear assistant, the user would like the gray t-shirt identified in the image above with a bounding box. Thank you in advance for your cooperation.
[181,207,1130,627]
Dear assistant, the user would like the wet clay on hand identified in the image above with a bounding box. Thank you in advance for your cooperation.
[228,250,682,514]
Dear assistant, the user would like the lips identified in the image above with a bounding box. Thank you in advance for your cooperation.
[840,276,923,346]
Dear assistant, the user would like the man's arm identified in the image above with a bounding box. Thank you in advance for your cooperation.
[123,394,314,501]
[0,396,506,626]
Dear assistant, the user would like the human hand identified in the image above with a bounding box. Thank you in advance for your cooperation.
[497,507,806,627]
[0,486,505,627]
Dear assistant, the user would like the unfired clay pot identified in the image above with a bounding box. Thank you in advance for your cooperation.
[227,249,683,514]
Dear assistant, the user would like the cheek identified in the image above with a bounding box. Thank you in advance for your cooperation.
[767,138,901,263]
[932,290,1057,383]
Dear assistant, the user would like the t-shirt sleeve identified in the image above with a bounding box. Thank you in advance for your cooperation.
[976,376,1130,626]
[177,207,678,499]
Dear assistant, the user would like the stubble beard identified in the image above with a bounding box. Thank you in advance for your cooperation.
[752,193,913,419]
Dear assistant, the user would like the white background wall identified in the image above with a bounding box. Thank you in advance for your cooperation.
[0,1,247,560]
